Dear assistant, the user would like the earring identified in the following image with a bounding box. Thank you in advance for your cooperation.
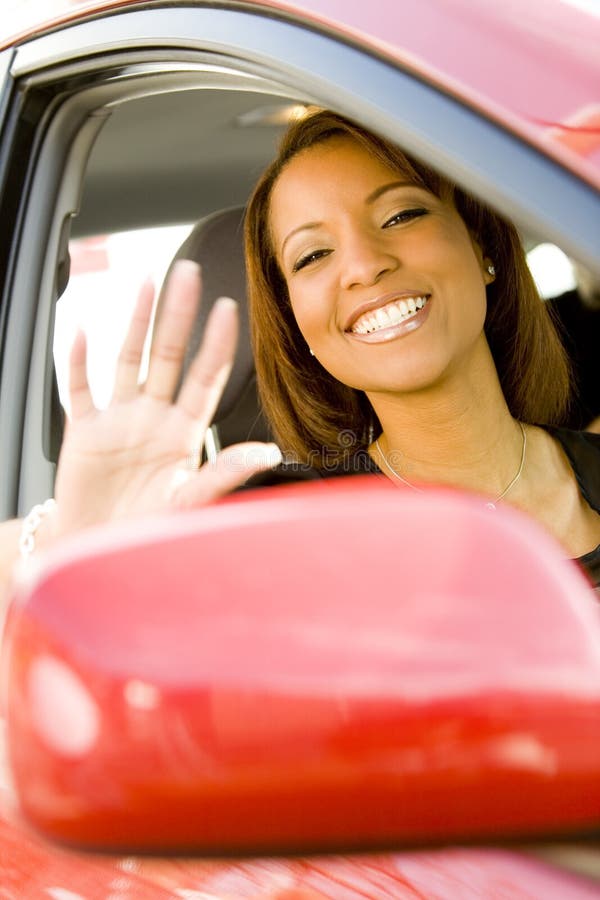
[487,264,496,276]
[309,348,315,356]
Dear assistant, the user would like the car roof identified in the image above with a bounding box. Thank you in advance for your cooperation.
[2,0,599,187]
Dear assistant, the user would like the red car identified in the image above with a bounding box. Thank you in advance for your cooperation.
[0,0,599,896]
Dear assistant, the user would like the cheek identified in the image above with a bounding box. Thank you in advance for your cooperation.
[288,284,332,347]
[288,295,312,344]
[439,233,489,302]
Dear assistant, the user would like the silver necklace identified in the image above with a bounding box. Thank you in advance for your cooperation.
[374,421,527,511]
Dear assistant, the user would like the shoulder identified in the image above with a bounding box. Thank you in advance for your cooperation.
[543,426,600,513]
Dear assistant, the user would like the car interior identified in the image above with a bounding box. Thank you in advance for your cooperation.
[51,85,597,479]
[51,88,302,468]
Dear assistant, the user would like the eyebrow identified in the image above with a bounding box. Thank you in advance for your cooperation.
[366,180,414,204]
[279,180,414,259]
[280,221,321,259]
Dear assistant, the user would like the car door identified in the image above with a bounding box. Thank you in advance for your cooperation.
[0,3,599,895]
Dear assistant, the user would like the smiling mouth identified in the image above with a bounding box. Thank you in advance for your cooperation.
[349,295,430,335]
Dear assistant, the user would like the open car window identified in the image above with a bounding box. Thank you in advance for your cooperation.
[0,2,597,520]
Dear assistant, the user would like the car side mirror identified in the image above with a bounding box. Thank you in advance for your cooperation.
[3,477,600,853]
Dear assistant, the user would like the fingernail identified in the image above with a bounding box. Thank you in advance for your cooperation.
[215,296,238,310]
[266,443,283,467]
[173,259,201,278]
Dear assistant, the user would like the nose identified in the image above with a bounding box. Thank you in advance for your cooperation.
[339,227,399,290]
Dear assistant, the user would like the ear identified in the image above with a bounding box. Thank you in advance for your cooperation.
[467,231,494,285]
[483,257,496,285]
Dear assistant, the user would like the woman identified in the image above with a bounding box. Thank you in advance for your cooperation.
[245,110,599,584]
[1,110,599,597]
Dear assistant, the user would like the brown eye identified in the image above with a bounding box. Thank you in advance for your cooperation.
[293,248,332,273]
[383,208,427,228]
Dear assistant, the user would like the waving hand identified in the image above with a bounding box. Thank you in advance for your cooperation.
[52,260,281,538]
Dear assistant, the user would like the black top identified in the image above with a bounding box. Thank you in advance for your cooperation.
[545,427,600,590]
[547,290,600,430]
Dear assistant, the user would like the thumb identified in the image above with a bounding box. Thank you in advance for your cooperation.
[170,442,283,509]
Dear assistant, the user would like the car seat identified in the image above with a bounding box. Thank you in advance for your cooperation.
[155,206,272,461]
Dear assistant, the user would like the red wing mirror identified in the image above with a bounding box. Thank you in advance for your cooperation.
[3,477,600,853]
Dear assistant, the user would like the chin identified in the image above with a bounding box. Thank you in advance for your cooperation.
[336,357,452,396]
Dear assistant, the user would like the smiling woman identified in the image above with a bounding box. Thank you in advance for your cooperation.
[0,110,599,604]
[247,111,570,461]
[245,110,600,584]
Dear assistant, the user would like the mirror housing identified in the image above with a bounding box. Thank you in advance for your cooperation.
[3,477,600,853]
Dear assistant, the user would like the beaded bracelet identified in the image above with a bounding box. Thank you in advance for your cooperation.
[19,499,57,560]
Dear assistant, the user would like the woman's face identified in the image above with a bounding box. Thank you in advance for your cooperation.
[269,136,494,396]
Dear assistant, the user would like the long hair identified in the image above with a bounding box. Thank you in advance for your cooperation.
[245,110,571,468]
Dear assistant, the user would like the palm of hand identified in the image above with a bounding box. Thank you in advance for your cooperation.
[52,261,279,537]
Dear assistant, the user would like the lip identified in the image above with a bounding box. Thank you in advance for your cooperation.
[346,296,432,344]
[344,291,431,332]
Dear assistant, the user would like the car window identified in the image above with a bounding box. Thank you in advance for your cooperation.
[54,224,194,412]
[1,1,598,519]
[527,243,577,300]
[47,81,599,476]
[50,84,299,427]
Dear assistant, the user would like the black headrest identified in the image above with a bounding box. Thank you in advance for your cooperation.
[157,207,251,420]
[156,206,270,443]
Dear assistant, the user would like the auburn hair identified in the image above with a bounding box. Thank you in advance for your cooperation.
[245,110,571,468]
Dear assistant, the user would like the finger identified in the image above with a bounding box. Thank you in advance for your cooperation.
[68,329,95,420]
[176,296,238,431]
[170,442,283,509]
[144,260,202,403]
[112,278,155,402]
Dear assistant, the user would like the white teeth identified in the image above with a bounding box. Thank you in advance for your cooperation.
[387,305,403,326]
[351,296,429,334]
